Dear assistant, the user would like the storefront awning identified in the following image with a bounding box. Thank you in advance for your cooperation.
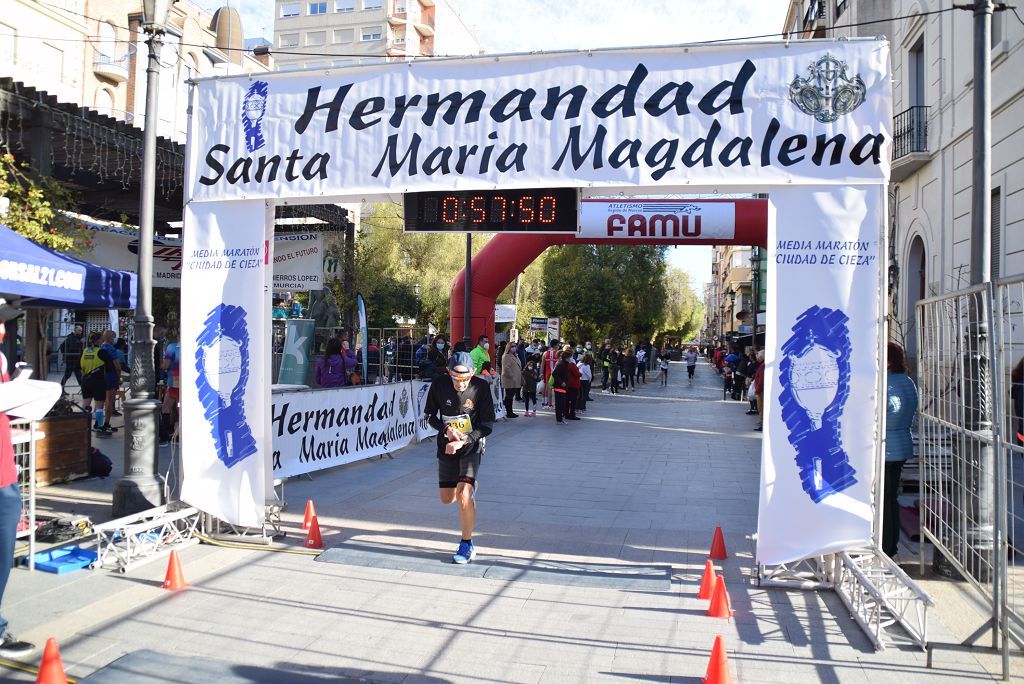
[0,223,136,309]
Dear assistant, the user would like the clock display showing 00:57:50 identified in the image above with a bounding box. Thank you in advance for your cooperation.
[403,189,578,233]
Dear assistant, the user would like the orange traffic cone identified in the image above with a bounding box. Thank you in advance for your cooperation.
[698,559,717,600]
[301,500,317,531]
[708,526,728,560]
[702,635,732,684]
[161,550,188,591]
[35,637,68,684]
[305,516,323,549]
[706,575,732,619]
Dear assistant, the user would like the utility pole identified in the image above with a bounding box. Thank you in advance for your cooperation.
[463,233,472,345]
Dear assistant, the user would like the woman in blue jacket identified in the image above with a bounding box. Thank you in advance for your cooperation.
[884,342,918,559]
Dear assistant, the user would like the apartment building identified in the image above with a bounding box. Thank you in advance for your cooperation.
[706,244,756,347]
[1,1,271,143]
[782,0,1024,363]
[272,0,479,70]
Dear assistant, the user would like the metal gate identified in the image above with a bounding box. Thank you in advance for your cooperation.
[917,277,1024,678]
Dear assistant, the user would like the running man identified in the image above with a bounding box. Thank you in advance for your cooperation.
[685,346,698,383]
[423,352,495,564]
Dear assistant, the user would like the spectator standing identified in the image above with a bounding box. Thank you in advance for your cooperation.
[499,343,522,418]
[366,338,381,384]
[423,334,450,381]
[470,335,490,376]
[566,353,582,420]
[753,351,765,431]
[521,355,539,416]
[598,340,612,390]
[620,348,637,391]
[551,351,571,424]
[606,347,621,394]
[577,352,593,412]
[541,342,559,409]
[315,338,348,388]
[95,331,121,435]
[745,352,761,414]
[58,324,84,391]
[159,330,181,446]
[883,343,918,559]
[635,345,647,384]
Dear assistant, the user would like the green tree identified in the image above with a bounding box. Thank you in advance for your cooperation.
[541,245,623,341]
[0,151,89,252]
[658,267,705,341]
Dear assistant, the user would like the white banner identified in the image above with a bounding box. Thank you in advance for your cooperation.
[188,41,891,202]
[271,382,419,478]
[756,186,882,565]
[272,233,323,291]
[86,223,183,288]
[579,199,736,240]
[180,200,270,527]
[84,224,324,292]
[413,379,437,442]
[494,304,517,323]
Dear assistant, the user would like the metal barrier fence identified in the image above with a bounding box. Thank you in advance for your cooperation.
[917,278,1024,678]
[271,323,435,386]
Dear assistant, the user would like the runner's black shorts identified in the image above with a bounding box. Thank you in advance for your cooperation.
[438,448,481,488]
[83,370,108,402]
[687,365,696,378]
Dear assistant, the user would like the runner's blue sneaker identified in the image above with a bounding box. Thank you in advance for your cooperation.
[452,540,476,564]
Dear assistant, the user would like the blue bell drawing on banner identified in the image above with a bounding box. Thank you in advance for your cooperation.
[195,303,258,468]
[778,306,857,503]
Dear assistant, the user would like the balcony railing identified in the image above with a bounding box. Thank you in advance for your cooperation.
[93,42,135,84]
[893,105,929,160]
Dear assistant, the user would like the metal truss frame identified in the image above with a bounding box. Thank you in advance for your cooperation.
[92,505,201,574]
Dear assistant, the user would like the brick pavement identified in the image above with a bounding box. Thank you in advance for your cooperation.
[3,361,998,682]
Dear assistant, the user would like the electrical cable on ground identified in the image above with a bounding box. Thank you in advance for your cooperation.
[0,656,79,682]
[195,532,321,555]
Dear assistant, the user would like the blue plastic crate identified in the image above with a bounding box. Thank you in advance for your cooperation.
[29,546,98,574]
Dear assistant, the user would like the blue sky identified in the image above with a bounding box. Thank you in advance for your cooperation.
[198,0,789,291]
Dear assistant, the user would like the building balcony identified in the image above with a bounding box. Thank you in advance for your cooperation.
[388,10,406,26]
[386,40,407,56]
[420,0,435,6]
[414,19,435,36]
[92,43,134,84]
[891,105,931,183]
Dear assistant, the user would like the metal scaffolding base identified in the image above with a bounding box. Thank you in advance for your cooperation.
[92,504,201,574]
[758,548,933,651]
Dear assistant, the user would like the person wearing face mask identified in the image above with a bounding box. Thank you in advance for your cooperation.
[499,342,522,418]
[573,344,584,362]
[470,334,490,376]
[423,334,450,380]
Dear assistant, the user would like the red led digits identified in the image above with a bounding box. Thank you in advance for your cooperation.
[539,196,556,223]
[491,196,507,222]
[470,196,486,223]
[518,196,535,223]
[442,195,459,223]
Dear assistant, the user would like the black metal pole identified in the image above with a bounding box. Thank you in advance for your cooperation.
[112,28,166,516]
[463,232,472,344]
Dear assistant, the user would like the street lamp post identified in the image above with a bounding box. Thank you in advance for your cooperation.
[112,0,174,517]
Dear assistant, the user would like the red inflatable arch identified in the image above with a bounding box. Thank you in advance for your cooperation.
[450,198,769,354]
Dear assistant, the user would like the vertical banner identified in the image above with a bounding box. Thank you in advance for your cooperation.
[413,379,438,441]
[756,187,883,565]
[277,319,315,386]
[357,293,368,383]
[180,200,269,527]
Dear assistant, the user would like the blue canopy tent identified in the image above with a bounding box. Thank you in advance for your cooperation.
[0,223,136,309]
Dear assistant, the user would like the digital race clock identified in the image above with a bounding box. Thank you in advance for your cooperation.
[404,188,579,233]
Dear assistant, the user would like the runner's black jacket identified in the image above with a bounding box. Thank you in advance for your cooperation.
[423,375,495,457]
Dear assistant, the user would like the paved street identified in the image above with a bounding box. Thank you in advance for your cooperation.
[4,361,999,682]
